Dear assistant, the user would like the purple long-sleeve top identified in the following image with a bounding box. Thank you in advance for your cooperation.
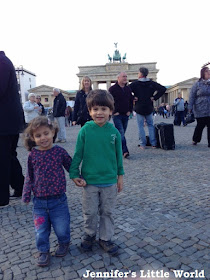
[22,145,72,203]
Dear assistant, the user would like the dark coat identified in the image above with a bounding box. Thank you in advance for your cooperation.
[129,79,166,115]
[53,93,66,117]
[109,82,134,114]
[73,90,91,124]
[38,103,45,115]
[0,51,24,135]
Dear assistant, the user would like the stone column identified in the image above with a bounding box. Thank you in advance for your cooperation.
[106,81,111,90]
[49,94,53,107]
[93,81,99,90]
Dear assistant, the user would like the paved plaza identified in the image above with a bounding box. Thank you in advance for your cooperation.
[0,115,209,280]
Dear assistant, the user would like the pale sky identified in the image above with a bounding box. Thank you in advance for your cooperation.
[1,0,209,90]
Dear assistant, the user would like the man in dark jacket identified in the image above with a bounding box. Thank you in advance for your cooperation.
[53,88,67,143]
[130,67,166,149]
[0,51,25,206]
[109,72,134,158]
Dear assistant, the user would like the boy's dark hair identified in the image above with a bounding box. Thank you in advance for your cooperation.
[23,116,58,151]
[86,89,114,111]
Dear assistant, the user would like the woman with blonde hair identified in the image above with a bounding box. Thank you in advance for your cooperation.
[72,76,92,127]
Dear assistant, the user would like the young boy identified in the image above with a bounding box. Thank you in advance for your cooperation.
[70,89,124,255]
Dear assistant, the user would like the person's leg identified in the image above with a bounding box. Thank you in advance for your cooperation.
[0,136,10,206]
[55,118,61,140]
[177,111,182,125]
[193,117,206,143]
[65,116,68,127]
[10,135,24,196]
[122,115,129,154]
[180,111,186,125]
[50,194,70,245]
[145,113,156,147]
[136,114,146,147]
[98,185,118,255]
[174,112,179,125]
[113,115,128,154]
[99,185,117,241]
[82,185,99,237]
[206,117,210,147]
[58,117,66,141]
[33,198,51,253]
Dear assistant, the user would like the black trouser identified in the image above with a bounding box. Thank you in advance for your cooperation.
[0,134,24,206]
[175,111,186,126]
[193,117,210,146]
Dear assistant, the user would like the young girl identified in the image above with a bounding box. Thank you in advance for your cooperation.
[22,116,72,267]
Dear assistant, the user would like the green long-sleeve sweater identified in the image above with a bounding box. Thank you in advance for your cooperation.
[70,121,124,184]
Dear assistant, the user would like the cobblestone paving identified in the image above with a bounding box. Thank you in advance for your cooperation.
[0,116,209,280]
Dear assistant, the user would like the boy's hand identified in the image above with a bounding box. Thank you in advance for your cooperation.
[117,175,123,193]
[72,178,87,187]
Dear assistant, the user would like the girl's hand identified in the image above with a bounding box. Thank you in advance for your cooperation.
[117,175,123,193]
[72,178,87,187]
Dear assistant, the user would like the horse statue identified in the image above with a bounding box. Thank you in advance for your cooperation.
[108,54,112,63]
[113,49,121,63]
[122,53,127,62]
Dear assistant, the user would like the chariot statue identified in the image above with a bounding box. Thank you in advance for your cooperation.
[107,43,126,63]
[113,49,121,63]
[122,53,127,62]
[108,54,112,63]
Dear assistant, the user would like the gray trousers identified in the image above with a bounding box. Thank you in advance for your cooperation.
[82,185,117,241]
[55,117,66,140]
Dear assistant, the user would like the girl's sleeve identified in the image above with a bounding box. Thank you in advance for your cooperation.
[22,154,34,203]
[115,130,125,175]
[69,129,85,179]
[62,149,72,172]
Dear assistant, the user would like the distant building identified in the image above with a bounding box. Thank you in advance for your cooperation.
[157,77,199,106]
[77,62,158,90]
[28,85,76,107]
[15,66,36,103]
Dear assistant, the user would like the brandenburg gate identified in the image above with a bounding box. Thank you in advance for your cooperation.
[77,44,159,90]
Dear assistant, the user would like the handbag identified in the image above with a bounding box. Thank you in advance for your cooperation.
[185,112,195,124]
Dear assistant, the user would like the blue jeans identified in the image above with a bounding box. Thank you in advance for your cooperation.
[175,111,186,126]
[136,113,156,147]
[33,193,70,253]
[112,115,129,154]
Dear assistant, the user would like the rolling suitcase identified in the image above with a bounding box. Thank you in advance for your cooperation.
[155,123,175,150]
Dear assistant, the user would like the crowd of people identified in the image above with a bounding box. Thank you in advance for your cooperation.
[0,51,209,267]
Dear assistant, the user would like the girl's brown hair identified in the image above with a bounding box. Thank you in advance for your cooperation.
[23,116,58,151]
